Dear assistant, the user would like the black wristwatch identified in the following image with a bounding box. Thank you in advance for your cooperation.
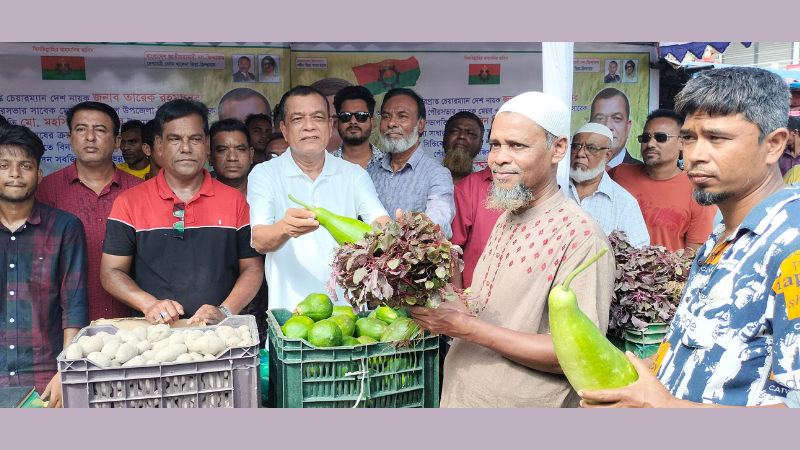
[218,306,232,317]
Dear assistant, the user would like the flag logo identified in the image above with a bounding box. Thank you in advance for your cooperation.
[469,64,500,85]
[352,57,421,95]
[41,56,86,81]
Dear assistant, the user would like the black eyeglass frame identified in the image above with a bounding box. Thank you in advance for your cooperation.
[336,112,371,123]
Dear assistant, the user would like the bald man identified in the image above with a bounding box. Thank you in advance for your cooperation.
[567,123,649,247]
[409,92,615,408]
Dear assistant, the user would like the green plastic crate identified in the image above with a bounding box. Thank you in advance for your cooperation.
[267,309,439,408]
[622,322,668,359]
[605,332,626,353]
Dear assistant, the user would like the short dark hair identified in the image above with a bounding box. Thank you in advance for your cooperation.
[267,131,284,145]
[261,55,276,68]
[66,101,121,136]
[153,98,209,138]
[141,120,157,149]
[121,119,145,135]
[210,119,251,148]
[333,86,377,117]
[238,55,251,64]
[0,114,8,126]
[645,109,685,128]
[444,111,485,141]
[0,123,46,167]
[278,85,329,124]
[788,116,800,132]
[382,88,426,120]
[609,61,618,67]
[675,67,790,142]
[245,113,272,127]
[218,88,272,121]
[310,77,353,96]
[590,88,630,120]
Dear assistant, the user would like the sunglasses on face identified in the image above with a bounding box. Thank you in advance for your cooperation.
[570,142,610,155]
[637,132,680,143]
[173,202,185,239]
[337,112,371,123]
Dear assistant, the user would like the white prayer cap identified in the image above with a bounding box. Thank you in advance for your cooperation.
[496,92,570,138]
[573,123,613,142]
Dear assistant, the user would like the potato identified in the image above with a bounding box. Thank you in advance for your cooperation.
[77,336,92,347]
[155,344,188,363]
[187,336,206,354]
[203,330,216,338]
[132,327,147,340]
[225,336,241,348]
[145,360,159,365]
[147,324,170,343]
[189,352,204,361]
[215,326,235,340]
[239,337,253,347]
[116,330,139,344]
[136,340,151,355]
[101,340,121,359]
[202,335,225,356]
[141,350,157,361]
[111,360,121,367]
[175,353,193,363]
[122,355,146,367]
[203,354,216,361]
[81,335,104,357]
[152,339,171,353]
[186,330,204,340]
[237,325,249,334]
[115,343,137,364]
[65,343,83,360]
[168,333,185,345]
[86,352,112,368]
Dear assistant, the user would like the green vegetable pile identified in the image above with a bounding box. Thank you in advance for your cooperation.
[330,212,467,310]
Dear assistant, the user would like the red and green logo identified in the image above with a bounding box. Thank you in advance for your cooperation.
[469,64,500,85]
[41,56,86,81]
[352,57,421,95]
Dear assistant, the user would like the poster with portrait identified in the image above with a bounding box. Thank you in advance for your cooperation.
[0,43,291,171]
[258,54,281,83]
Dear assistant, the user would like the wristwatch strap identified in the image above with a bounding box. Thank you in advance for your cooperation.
[218,306,232,317]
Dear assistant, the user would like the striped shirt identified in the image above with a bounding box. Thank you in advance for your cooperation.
[567,172,650,247]
[331,144,385,170]
[1,201,89,393]
[367,146,455,239]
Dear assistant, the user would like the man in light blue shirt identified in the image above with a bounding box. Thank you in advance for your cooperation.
[566,123,649,247]
[367,88,455,238]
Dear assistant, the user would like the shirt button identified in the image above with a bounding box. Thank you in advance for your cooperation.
[9,345,14,349]
[9,291,14,296]
[495,253,500,258]
[10,236,15,240]
[485,281,490,286]
[9,264,14,268]
[9,318,14,323]
[9,371,15,376]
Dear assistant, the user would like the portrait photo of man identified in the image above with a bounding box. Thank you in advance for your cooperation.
[604,60,621,84]
[259,55,280,83]
[232,54,256,83]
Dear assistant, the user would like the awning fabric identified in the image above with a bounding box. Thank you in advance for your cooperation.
[659,42,752,60]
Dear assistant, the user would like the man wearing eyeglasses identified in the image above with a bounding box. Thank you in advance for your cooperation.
[330,86,384,170]
[566,123,649,248]
[100,99,264,326]
[608,109,716,252]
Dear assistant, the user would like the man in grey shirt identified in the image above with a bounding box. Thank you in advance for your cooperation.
[367,88,455,238]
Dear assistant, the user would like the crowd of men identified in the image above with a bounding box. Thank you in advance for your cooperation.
[3,65,799,408]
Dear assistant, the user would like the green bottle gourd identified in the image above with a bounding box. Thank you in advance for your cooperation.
[288,194,374,245]
[548,247,639,395]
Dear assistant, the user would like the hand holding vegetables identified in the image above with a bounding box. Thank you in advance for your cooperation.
[578,352,680,408]
[143,299,185,325]
[281,206,320,239]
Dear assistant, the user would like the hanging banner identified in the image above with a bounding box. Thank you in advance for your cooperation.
[571,52,651,160]
[0,43,291,171]
[289,43,543,169]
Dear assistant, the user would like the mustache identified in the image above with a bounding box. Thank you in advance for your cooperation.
[383,127,405,137]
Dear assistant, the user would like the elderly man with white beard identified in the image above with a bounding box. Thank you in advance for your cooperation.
[367,88,456,238]
[408,92,615,408]
[567,123,650,247]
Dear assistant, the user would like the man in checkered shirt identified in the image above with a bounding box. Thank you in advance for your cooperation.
[566,123,649,247]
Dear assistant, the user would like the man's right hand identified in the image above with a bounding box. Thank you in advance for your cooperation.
[144,299,185,325]
[282,207,320,238]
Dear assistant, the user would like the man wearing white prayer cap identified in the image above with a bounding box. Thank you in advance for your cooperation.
[409,92,616,408]
[567,123,650,247]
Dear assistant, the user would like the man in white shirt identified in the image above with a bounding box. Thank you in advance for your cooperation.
[566,123,650,247]
[247,86,391,310]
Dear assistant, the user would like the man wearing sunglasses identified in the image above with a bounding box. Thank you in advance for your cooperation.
[609,109,716,252]
[100,99,264,326]
[331,86,384,170]
[566,123,649,248]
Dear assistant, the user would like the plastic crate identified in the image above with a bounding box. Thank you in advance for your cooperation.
[605,332,626,353]
[56,316,260,408]
[622,322,668,359]
[267,308,439,408]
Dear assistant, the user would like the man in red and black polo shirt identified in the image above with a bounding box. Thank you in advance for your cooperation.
[100,99,264,326]
[0,124,89,407]
[36,101,143,321]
